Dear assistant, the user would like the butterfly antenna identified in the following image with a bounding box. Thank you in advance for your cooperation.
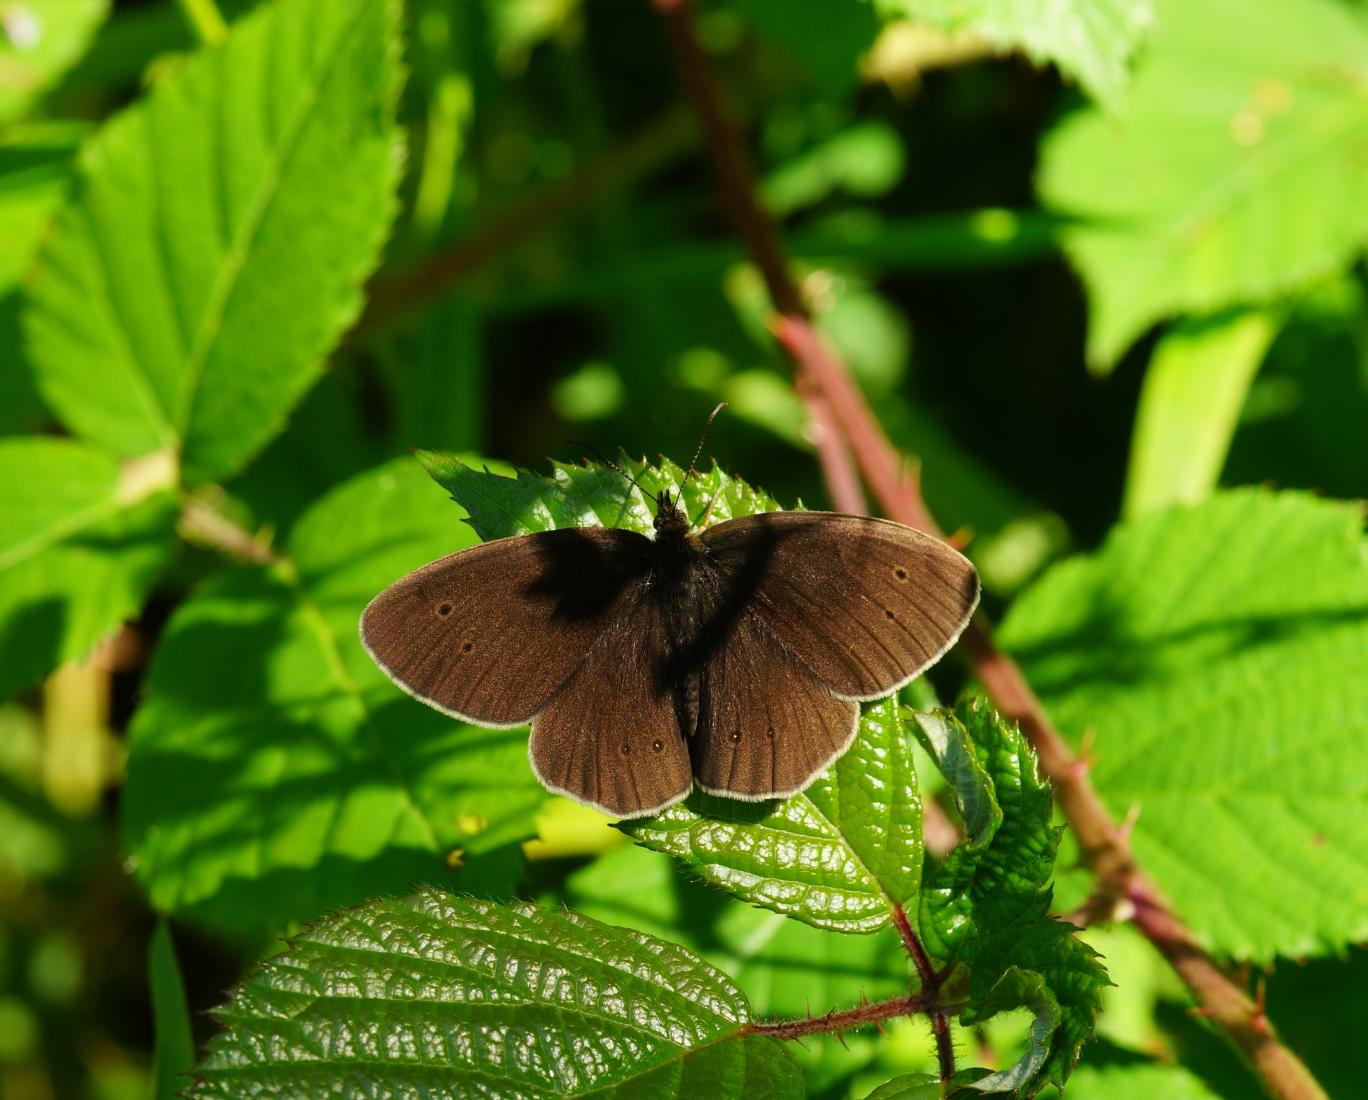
[684,402,727,487]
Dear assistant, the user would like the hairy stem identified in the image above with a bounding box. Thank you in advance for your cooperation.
[649,2,1328,1097]
[894,903,956,1083]
[750,991,945,1042]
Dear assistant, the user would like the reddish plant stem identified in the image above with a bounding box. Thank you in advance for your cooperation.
[750,991,941,1042]
[651,2,1328,1097]
[1128,884,1326,1100]
[807,394,867,514]
[894,904,956,1083]
[652,0,863,515]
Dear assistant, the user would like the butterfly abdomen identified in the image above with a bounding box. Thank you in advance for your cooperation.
[647,530,713,739]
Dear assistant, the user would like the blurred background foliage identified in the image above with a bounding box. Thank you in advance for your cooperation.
[0,0,1364,1096]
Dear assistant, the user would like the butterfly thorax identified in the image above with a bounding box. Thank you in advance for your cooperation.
[649,491,713,738]
[652,489,691,540]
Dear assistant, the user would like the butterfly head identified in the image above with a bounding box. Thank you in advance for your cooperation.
[653,489,692,539]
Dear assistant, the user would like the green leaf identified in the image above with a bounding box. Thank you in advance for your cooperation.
[962,967,1059,1093]
[914,701,1104,1094]
[1064,1062,1223,1100]
[0,122,83,293]
[0,0,109,124]
[861,1075,943,1100]
[190,890,803,1099]
[0,123,82,434]
[564,843,908,1019]
[913,700,1058,964]
[1040,0,1368,368]
[23,0,402,484]
[419,451,782,542]
[1122,311,1279,519]
[878,0,1153,106]
[910,704,1000,850]
[0,437,176,700]
[623,700,922,933]
[1000,489,1368,960]
[963,924,1104,1093]
[122,459,546,935]
[861,1070,996,1099]
[149,920,194,1100]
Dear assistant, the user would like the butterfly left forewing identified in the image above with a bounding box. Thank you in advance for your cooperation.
[360,526,652,726]
[701,511,978,700]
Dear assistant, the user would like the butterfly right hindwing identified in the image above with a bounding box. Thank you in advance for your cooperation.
[530,591,693,817]
[689,604,860,801]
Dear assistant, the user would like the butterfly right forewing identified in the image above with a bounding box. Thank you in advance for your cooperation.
[701,511,979,700]
[360,526,652,726]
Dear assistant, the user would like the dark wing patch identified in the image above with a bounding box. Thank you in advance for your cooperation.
[360,527,652,726]
[530,594,692,818]
[701,511,979,700]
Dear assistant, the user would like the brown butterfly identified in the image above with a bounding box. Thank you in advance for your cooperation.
[360,464,979,819]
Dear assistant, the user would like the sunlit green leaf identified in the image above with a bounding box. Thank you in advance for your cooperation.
[190,890,803,1099]
[564,842,908,1018]
[878,0,1153,106]
[0,437,176,700]
[914,701,1104,1093]
[0,123,82,434]
[420,451,782,542]
[1001,489,1368,959]
[913,700,1059,963]
[1123,312,1279,519]
[23,0,402,483]
[0,0,109,124]
[964,922,1105,1092]
[624,701,922,933]
[1040,0,1368,368]
[1064,1062,1223,1100]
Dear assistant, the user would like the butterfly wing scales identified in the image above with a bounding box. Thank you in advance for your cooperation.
[701,512,979,700]
[530,592,692,817]
[360,527,652,726]
[690,606,859,800]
